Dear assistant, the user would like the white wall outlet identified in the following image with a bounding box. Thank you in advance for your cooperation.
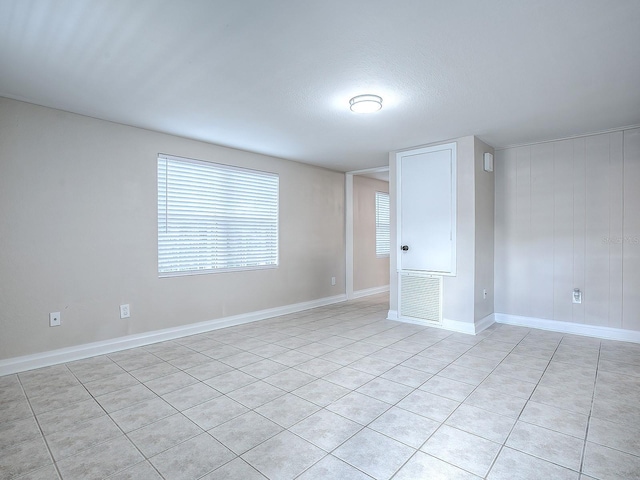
[120,304,130,319]
[331,276,336,286]
[483,288,488,299]
[49,312,61,327]
[572,289,582,304]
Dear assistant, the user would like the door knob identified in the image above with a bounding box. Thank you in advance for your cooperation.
[401,245,409,251]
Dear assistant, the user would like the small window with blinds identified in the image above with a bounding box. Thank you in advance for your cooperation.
[157,154,279,276]
[375,191,390,257]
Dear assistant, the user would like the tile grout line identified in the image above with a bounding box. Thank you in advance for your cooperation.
[61,349,205,480]
[200,316,438,478]
[481,329,565,478]
[62,361,162,480]
[349,327,516,478]
[15,371,64,480]
[388,328,532,477]
[290,323,543,478]
[579,340,602,476]
[414,330,529,479]
[287,340,445,479]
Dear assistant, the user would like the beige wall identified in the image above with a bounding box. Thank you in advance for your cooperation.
[353,175,389,292]
[495,128,640,332]
[0,97,346,360]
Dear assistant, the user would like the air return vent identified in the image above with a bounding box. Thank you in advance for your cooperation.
[400,273,442,324]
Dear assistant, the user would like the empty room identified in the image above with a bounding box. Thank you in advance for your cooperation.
[1,1,639,479]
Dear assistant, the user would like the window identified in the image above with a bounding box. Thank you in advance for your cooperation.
[375,191,390,257]
[157,154,279,276]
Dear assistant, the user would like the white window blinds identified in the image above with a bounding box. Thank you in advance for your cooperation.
[375,191,390,257]
[157,154,279,276]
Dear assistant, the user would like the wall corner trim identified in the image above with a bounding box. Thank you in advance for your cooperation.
[494,313,640,344]
[475,313,496,334]
[387,310,398,320]
[0,294,348,376]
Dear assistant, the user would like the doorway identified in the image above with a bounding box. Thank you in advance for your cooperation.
[345,167,390,300]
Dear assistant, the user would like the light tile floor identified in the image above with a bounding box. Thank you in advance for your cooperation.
[1,294,640,479]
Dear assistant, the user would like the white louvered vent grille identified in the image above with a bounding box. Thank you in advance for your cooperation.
[400,274,442,323]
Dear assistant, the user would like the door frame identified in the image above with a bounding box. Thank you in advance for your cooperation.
[345,166,390,300]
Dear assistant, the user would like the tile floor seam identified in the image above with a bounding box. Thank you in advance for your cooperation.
[100,461,163,480]
[328,450,393,480]
[187,437,242,480]
[114,438,163,479]
[51,404,143,478]
[579,341,601,476]
[47,360,168,479]
[15,372,63,480]
[354,331,513,478]
[422,419,500,477]
[292,454,375,480]
[232,322,430,476]
[95,383,161,414]
[191,457,231,480]
[285,420,366,464]
[0,420,43,459]
[384,417,443,480]
[392,451,480,480]
[482,328,565,479]
[208,409,285,454]
[329,429,413,479]
[582,435,640,459]
[489,447,585,478]
[127,414,203,454]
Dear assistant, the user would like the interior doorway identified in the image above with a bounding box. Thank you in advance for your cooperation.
[345,167,390,300]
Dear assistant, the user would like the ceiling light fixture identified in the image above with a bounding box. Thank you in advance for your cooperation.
[349,94,383,113]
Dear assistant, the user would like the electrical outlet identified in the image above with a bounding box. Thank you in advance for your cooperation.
[573,289,582,304]
[120,304,130,319]
[331,276,336,286]
[49,312,61,327]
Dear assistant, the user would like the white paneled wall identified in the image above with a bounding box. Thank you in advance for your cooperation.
[623,129,640,331]
[495,128,640,332]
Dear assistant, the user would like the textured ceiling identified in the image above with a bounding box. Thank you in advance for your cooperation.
[1,0,639,172]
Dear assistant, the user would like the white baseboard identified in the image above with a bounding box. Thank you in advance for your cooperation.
[0,294,348,376]
[353,285,390,299]
[442,318,476,335]
[387,310,638,343]
[388,309,494,336]
[495,313,640,344]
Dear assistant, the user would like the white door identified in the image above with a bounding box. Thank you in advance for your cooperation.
[397,143,456,275]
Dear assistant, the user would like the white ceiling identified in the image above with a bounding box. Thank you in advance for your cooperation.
[1,0,639,172]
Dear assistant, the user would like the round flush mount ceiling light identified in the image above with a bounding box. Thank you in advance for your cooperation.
[349,94,383,113]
